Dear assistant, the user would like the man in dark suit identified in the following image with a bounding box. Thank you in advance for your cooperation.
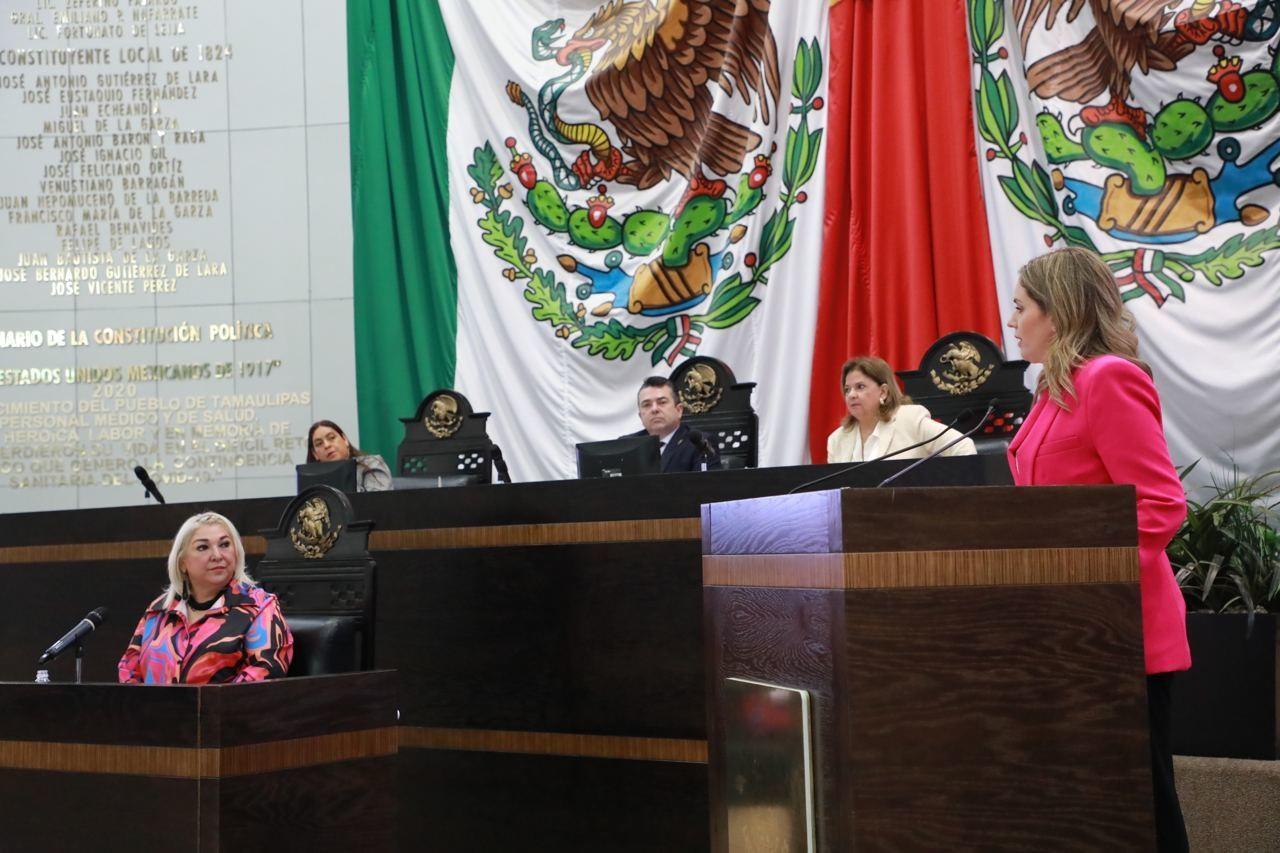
[635,376,721,473]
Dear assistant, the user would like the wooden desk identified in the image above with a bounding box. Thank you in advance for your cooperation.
[0,672,397,851]
[0,457,1008,851]
[703,486,1154,850]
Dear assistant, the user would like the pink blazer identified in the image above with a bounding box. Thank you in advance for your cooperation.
[1008,355,1190,675]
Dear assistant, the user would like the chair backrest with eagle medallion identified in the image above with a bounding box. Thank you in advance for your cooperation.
[396,389,496,486]
[669,357,758,469]
[895,332,1032,455]
[255,486,376,675]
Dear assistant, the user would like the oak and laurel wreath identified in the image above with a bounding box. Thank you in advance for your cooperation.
[969,0,1280,303]
[468,38,825,364]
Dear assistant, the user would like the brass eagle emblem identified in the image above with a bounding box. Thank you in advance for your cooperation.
[679,363,723,413]
[289,496,341,559]
[929,340,994,395]
[425,394,463,438]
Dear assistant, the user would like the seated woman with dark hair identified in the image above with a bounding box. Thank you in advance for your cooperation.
[826,355,976,463]
[306,420,392,492]
[119,512,293,684]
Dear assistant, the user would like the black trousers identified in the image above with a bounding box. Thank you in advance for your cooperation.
[1147,673,1189,852]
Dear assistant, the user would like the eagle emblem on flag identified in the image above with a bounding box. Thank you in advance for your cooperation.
[466,0,825,364]
[970,0,1280,306]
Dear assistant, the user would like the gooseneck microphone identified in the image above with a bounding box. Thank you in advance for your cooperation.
[133,465,166,504]
[38,607,108,665]
[689,429,716,459]
[876,400,999,488]
[491,444,512,484]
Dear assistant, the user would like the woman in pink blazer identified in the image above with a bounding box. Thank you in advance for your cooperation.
[1007,247,1189,852]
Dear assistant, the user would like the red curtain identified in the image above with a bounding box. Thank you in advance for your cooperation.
[809,0,1004,461]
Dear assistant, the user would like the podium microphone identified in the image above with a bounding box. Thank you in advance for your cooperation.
[491,445,512,484]
[38,607,108,665]
[688,429,718,472]
[689,430,716,458]
[876,400,999,488]
[133,465,166,504]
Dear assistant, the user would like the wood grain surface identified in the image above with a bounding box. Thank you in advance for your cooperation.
[702,485,1138,555]
[701,490,841,555]
[400,726,707,763]
[704,586,845,852]
[400,748,710,853]
[704,579,1154,851]
[703,546,1139,589]
[0,521,705,565]
[840,585,1152,850]
[376,542,707,738]
[0,726,396,778]
[369,517,700,550]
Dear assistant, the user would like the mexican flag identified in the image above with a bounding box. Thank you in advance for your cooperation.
[350,0,830,482]
[347,0,1278,486]
[967,0,1280,479]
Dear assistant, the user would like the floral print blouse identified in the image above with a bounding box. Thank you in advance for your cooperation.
[118,581,293,684]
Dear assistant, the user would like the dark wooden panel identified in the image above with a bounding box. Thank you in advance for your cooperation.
[842,584,1152,850]
[377,542,706,739]
[400,725,706,763]
[839,485,1137,553]
[203,671,397,747]
[0,769,197,851]
[370,517,699,550]
[0,459,1014,851]
[0,496,284,550]
[0,456,1005,550]
[200,777,221,852]
[1172,613,1279,760]
[0,681,199,747]
[0,557,167,684]
[400,747,708,853]
[704,586,845,853]
[217,756,395,852]
[704,580,1153,852]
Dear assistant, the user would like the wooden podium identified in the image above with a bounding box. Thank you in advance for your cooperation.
[702,486,1155,851]
[0,672,396,851]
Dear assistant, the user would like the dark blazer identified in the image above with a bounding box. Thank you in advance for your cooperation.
[655,423,721,473]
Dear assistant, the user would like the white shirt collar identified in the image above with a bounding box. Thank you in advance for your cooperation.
[857,418,889,461]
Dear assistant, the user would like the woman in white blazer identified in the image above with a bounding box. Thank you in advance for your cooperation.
[826,356,976,463]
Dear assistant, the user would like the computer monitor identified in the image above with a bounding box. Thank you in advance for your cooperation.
[576,434,661,479]
[296,459,358,493]
[392,473,483,490]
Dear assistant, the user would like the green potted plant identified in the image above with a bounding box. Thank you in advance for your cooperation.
[1168,465,1280,760]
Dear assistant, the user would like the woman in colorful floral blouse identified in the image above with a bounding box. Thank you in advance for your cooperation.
[118,511,293,684]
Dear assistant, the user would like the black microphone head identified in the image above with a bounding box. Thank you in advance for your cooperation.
[133,465,147,479]
[962,399,999,418]
[87,607,107,627]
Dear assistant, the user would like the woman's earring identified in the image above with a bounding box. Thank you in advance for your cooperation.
[181,573,191,600]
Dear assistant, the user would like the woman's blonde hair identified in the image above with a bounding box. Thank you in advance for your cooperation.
[162,511,255,607]
[839,356,911,428]
[1017,247,1149,409]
